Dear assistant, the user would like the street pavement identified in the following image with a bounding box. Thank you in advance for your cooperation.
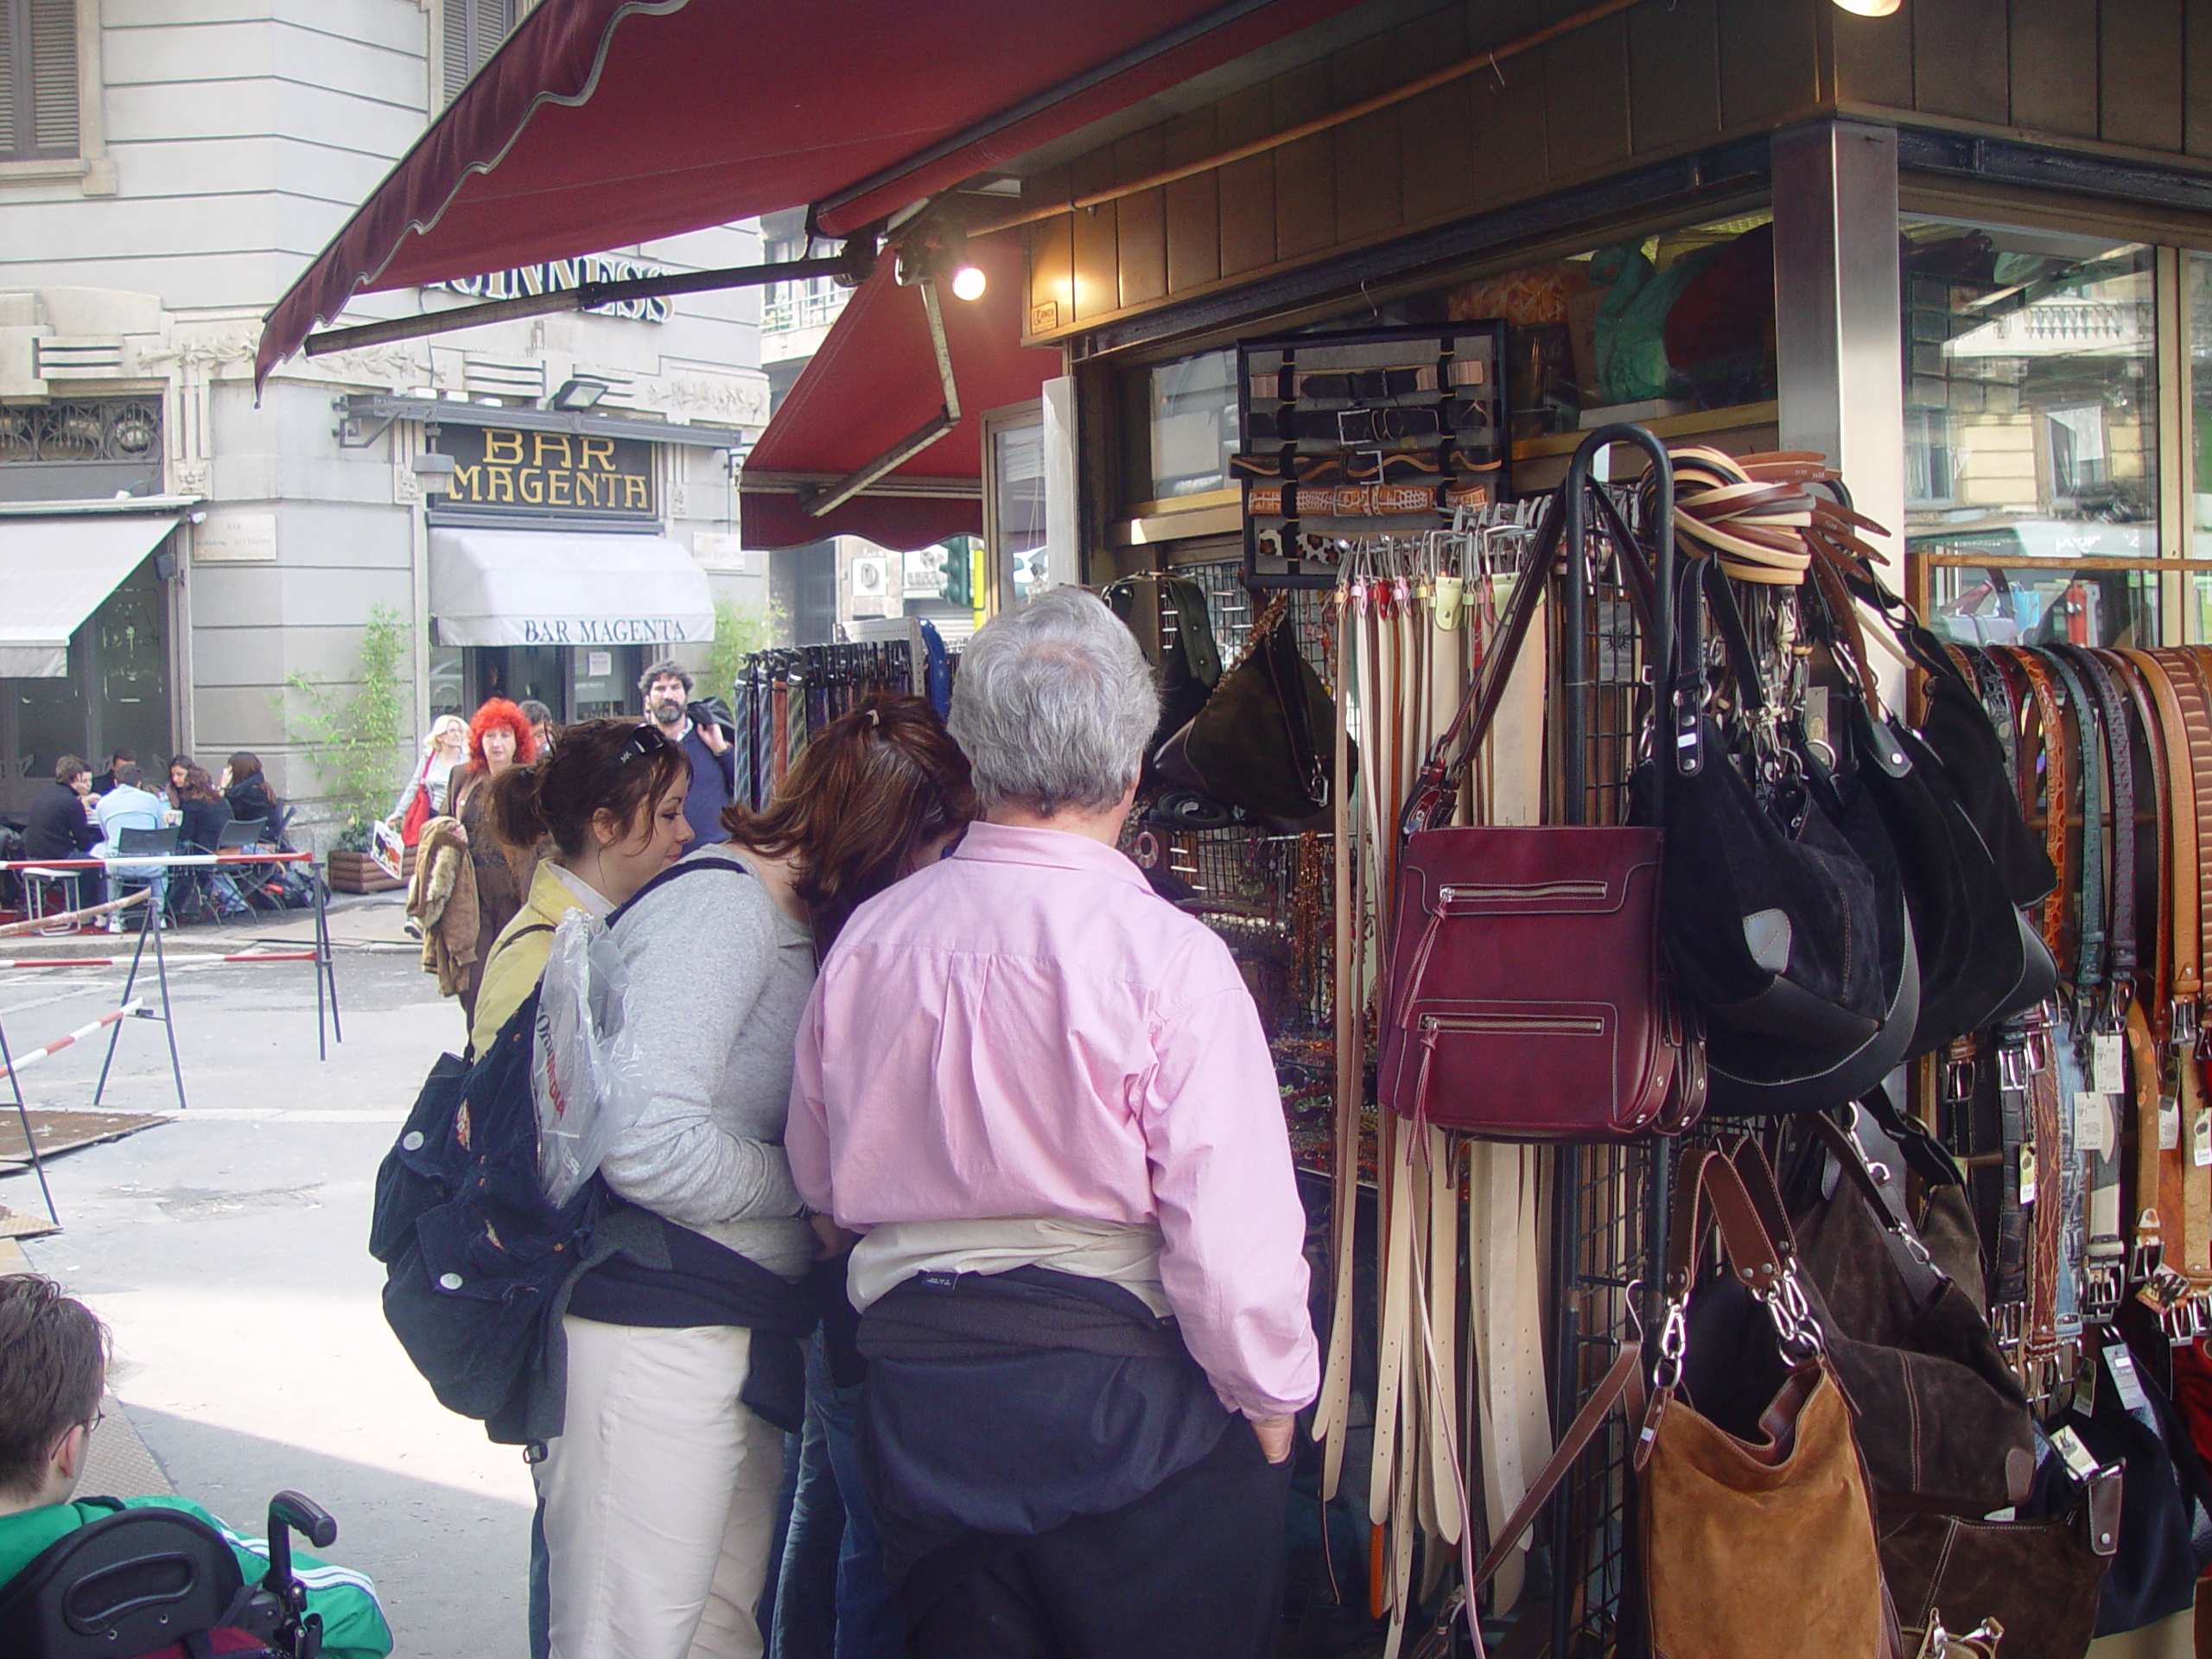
[2,891,533,1659]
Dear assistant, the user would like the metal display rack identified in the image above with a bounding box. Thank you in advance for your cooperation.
[1236,319,1511,591]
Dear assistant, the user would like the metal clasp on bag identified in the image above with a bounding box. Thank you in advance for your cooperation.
[1653,1299,1689,1392]
[1764,1268,1826,1362]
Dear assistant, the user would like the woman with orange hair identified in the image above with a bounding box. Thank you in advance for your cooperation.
[449,696,538,1025]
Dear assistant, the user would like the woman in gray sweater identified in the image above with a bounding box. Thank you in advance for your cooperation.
[536,696,975,1659]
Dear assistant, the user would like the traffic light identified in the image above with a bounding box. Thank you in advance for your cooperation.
[939,536,976,607]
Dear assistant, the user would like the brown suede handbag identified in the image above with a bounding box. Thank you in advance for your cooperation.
[1637,1147,1896,1659]
[1878,1471,2120,1659]
[1785,1109,2038,1516]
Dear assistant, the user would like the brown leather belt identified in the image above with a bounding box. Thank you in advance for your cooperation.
[1999,648,2074,966]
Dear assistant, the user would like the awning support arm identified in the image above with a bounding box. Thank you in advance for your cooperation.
[800,279,962,518]
[302,246,874,357]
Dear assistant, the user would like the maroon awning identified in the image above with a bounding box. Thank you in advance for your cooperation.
[739,234,1056,552]
[257,0,1363,381]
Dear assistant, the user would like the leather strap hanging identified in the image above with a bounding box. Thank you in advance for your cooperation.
[2075,651,2139,1012]
[2046,651,2109,1013]
[2149,648,2212,1039]
[2119,649,2198,1036]
[2100,650,2169,1027]
[2001,648,2075,968]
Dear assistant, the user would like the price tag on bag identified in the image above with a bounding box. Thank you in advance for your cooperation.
[2107,1342,2153,1419]
[2162,1094,2183,1151]
[2075,1093,2115,1157]
[2094,1033,2126,1096]
[2050,1424,2103,1482]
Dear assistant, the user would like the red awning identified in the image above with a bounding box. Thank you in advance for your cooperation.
[257,0,1363,380]
[739,234,1055,552]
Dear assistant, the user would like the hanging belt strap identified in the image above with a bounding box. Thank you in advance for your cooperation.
[2102,651,2171,1032]
[2129,999,2172,1274]
[2047,651,2108,1014]
[2120,650,2199,1037]
[2001,649,2075,967]
[1965,645,2023,794]
[2027,1024,2064,1363]
[1993,1018,2033,1309]
[2075,652,2139,1007]
[2150,649,2212,1039]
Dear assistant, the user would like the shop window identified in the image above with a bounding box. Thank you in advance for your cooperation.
[1134,349,1241,505]
[1904,220,2160,648]
[440,0,515,106]
[0,0,77,161]
[985,406,1046,612]
[1447,212,1777,443]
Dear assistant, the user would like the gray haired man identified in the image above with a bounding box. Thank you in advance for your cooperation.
[789,587,1318,1659]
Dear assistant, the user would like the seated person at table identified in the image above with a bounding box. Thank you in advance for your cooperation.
[21,754,105,913]
[91,764,170,927]
[0,1276,393,1658]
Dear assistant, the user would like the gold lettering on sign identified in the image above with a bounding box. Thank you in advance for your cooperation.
[440,428,652,515]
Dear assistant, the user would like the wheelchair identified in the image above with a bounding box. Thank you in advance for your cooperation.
[0,1489,340,1659]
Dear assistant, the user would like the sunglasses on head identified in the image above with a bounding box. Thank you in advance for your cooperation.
[617,728,667,766]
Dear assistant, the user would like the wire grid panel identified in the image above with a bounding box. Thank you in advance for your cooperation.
[1550,508,1659,1657]
[1135,824,1335,1041]
[1181,559,1337,677]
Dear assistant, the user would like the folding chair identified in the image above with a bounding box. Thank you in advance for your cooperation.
[111,826,180,932]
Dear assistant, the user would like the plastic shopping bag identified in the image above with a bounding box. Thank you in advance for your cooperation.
[531,908,649,1206]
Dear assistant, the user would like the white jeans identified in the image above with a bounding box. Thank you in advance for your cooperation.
[537,1317,785,1659]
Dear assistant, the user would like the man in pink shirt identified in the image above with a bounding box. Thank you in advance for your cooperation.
[787,587,1319,1659]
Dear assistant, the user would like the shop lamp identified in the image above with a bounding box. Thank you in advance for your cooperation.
[950,264,988,302]
[549,376,609,411]
[1831,0,1900,14]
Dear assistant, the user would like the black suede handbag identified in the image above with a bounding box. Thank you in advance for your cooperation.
[1637,559,1919,1116]
[1807,586,2051,1056]
[1156,594,1338,823]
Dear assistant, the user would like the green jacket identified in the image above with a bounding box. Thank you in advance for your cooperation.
[0,1495,392,1658]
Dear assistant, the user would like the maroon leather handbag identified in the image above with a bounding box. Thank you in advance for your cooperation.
[1378,429,1696,1141]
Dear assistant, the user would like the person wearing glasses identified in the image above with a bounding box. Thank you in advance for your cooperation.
[0,1275,393,1657]
[501,696,973,1659]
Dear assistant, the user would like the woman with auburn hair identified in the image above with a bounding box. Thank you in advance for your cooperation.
[448,697,538,1026]
[532,693,974,1659]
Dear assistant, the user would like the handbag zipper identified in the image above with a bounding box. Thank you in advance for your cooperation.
[1439,880,1611,903]
[1420,1013,1606,1036]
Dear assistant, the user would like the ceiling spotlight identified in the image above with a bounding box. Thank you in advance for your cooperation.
[950,264,988,302]
[1832,0,1900,14]
[549,376,609,411]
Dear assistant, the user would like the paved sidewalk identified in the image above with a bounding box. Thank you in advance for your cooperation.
[1,922,529,1659]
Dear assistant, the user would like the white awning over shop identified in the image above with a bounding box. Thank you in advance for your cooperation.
[429,528,715,650]
[0,513,179,677]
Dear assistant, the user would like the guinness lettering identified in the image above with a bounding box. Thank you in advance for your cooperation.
[432,255,671,323]
[437,427,658,521]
